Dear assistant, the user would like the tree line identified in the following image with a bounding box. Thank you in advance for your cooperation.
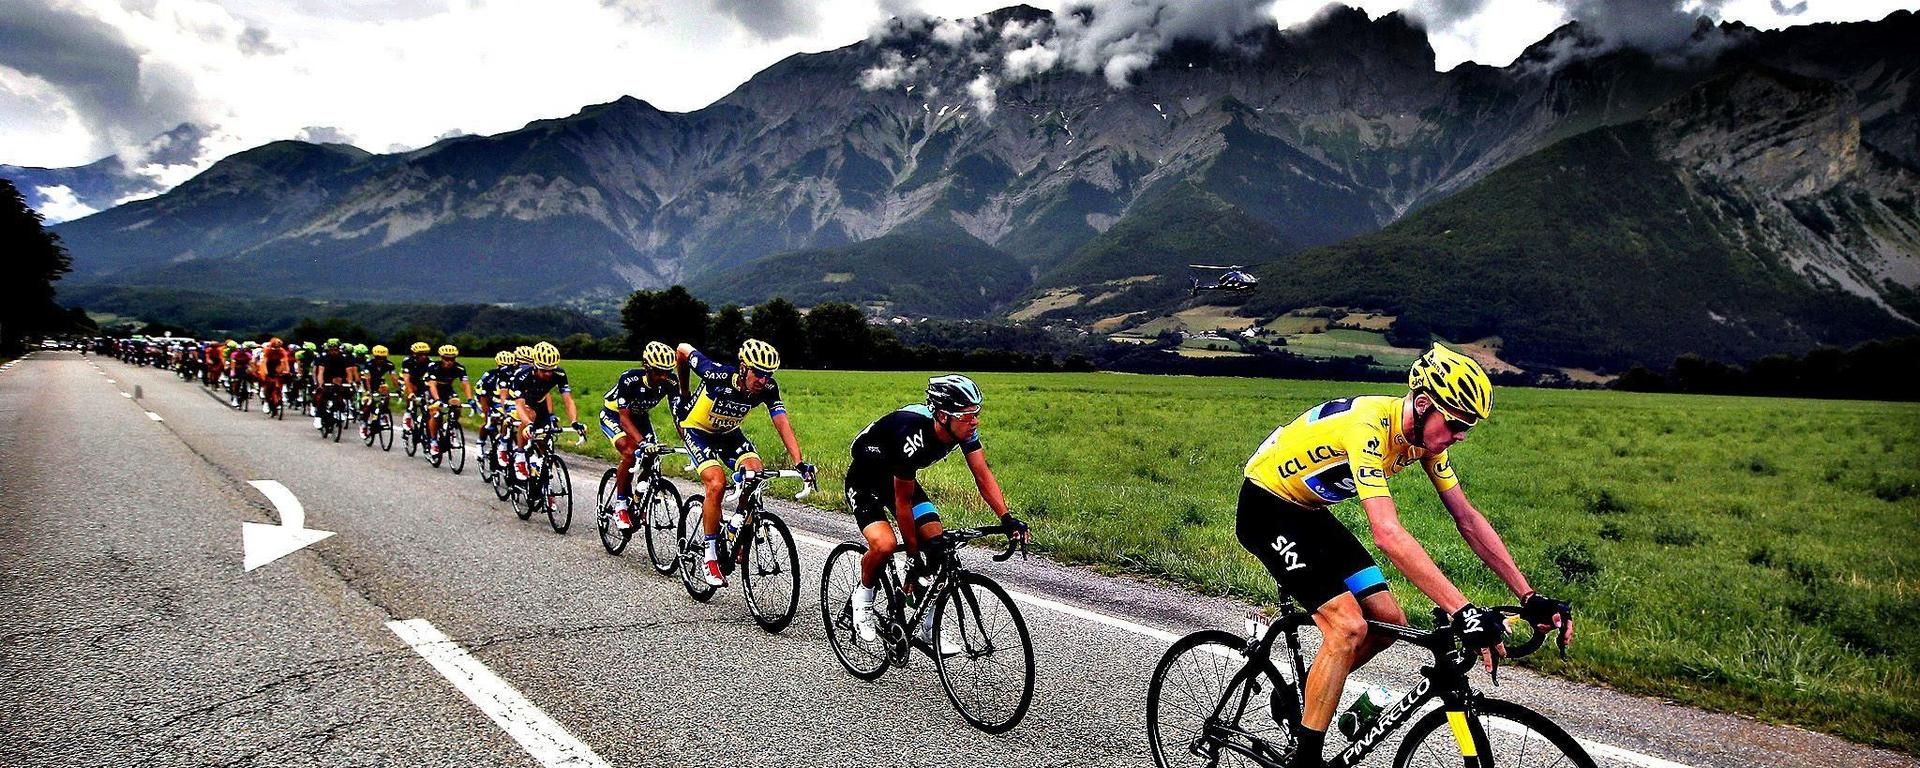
[1611,337,1920,401]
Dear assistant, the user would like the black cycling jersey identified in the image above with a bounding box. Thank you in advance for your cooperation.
[401,355,432,390]
[364,357,396,386]
[508,366,571,404]
[315,351,355,383]
[425,360,467,399]
[848,405,981,487]
[478,366,511,399]
[603,368,683,418]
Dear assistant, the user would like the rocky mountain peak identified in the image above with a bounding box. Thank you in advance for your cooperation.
[1654,67,1863,197]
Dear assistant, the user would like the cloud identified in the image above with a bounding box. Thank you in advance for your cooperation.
[858,49,927,90]
[1769,0,1807,15]
[294,125,356,145]
[0,0,202,161]
[965,72,996,114]
[1003,0,1278,88]
[1548,0,1745,66]
[932,17,977,47]
[31,185,99,223]
[237,25,284,55]
[711,0,815,40]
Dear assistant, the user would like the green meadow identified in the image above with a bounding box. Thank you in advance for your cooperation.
[438,358,1918,751]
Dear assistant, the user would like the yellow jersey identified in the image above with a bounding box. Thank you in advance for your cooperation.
[1243,395,1457,508]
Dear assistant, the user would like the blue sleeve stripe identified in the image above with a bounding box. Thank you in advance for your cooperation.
[910,502,938,520]
[768,405,787,417]
[1344,566,1387,595]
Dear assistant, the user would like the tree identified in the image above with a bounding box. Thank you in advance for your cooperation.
[290,317,372,346]
[746,297,807,365]
[711,303,748,354]
[0,178,75,353]
[805,302,871,369]
[621,285,708,354]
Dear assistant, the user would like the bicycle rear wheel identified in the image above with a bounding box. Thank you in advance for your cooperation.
[741,510,799,633]
[377,413,393,451]
[447,424,465,474]
[931,572,1035,734]
[1146,630,1296,768]
[544,456,571,533]
[676,496,716,602]
[596,468,630,555]
[819,542,890,680]
[642,478,683,575]
[1393,697,1596,768]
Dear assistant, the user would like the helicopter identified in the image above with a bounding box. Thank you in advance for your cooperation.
[1187,264,1259,295]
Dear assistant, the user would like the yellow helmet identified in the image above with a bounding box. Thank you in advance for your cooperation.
[371,344,389,357]
[642,341,674,370]
[494,351,513,366]
[513,345,534,364]
[738,338,780,372]
[438,344,459,357]
[531,341,560,370]
[409,341,430,354]
[1409,343,1493,423]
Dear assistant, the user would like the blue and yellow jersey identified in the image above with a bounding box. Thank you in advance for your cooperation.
[1244,395,1457,508]
[677,348,784,433]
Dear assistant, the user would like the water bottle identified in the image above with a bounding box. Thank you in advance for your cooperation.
[725,510,744,538]
[1337,686,1392,740]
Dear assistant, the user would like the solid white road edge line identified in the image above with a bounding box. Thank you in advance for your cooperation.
[387,619,611,768]
[789,529,1689,768]
[145,411,164,421]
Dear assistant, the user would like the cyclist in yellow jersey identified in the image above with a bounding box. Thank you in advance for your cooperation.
[1238,344,1573,768]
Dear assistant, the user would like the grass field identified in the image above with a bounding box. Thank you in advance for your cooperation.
[1281,328,1426,369]
[439,358,1919,751]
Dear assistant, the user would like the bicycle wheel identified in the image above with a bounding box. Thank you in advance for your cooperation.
[403,417,419,456]
[428,422,445,468]
[544,456,572,533]
[741,510,799,633]
[596,468,630,556]
[819,541,890,681]
[1146,630,1296,768]
[447,424,465,475]
[500,461,523,508]
[377,413,393,451]
[676,496,716,602]
[331,409,343,442]
[642,477,683,575]
[931,573,1035,734]
[1393,697,1597,768]
[362,412,378,446]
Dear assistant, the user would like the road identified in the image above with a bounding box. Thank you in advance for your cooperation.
[1,351,1910,767]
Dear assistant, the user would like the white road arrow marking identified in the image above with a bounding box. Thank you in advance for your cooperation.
[242,479,334,572]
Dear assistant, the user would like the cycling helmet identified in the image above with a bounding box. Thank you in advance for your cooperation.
[494,351,513,366]
[438,344,459,357]
[326,337,341,347]
[513,345,534,365]
[353,344,368,355]
[269,337,283,347]
[1408,343,1493,423]
[530,341,560,370]
[303,342,317,351]
[738,338,780,372]
[372,344,389,357]
[410,341,430,354]
[642,341,674,371]
[927,374,983,414]
[243,341,258,349]
[226,340,238,349]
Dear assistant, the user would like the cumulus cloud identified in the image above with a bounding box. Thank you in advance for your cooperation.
[711,0,815,40]
[31,185,99,223]
[1523,0,1746,69]
[237,25,284,55]
[0,0,203,162]
[1769,0,1807,15]
[858,49,928,90]
[294,125,357,145]
[965,72,996,114]
[932,17,977,47]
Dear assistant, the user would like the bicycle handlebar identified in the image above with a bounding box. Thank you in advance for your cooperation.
[734,468,817,500]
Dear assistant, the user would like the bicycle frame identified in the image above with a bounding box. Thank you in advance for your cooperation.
[1201,608,1483,768]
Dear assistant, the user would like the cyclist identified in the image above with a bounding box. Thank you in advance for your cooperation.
[599,341,686,530]
[227,341,256,407]
[507,341,583,480]
[257,338,293,412]
[845,374,1025,650]
[359,344,397,437]
[674,339,815,587]
[1235,344,1572,768]
[424,344,474,458]
[474,350,515,451]
[400,341,432,438]
[311,340,359,430]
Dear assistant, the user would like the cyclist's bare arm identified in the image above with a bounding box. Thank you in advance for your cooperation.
[1436,485,1533,600]
[461,380,474,402]
[770,411,803,466]
[561,392,578,424]
[1360,496,1470,614]
[964,450,1010,518]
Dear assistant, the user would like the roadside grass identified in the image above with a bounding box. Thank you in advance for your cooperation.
[433,358,1918,752]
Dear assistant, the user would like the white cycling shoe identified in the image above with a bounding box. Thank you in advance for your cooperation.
[701,558,727,587]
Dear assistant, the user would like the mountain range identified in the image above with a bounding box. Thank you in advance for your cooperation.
[32,5,1920,369]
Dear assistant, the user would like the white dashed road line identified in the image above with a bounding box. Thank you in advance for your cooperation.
[387,619,611,768]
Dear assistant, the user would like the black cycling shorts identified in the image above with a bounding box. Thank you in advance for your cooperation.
[1235,479,1388,610]
[845,472,935,530]
[683,427,756,473]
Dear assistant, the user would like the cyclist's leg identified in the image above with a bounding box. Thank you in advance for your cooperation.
[847,483,897,585]
[602,409,634,494]
[1352,589,1405,669]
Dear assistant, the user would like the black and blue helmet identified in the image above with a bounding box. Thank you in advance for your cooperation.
[927,374,982,414]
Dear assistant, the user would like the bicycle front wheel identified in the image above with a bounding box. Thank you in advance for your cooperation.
[1393,697,1597,768]
[447,424,465,474]
[931,572,1035,734]
[596,468,630,556]
[818,542,889,680]
[1147,630,1295,768]
[377,413,394,451]
[642,478,683,575]
[544,456,572,533]
[741,510,799,633]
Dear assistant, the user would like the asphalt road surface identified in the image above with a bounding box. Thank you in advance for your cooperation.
[3,351,1912,767]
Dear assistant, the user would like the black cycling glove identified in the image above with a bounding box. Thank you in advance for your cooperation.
[1453,604,1504,649]
[1520,592,1571,627]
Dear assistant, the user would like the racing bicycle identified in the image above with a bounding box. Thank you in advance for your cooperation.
[819,522,1035,734]
[675,468,810,633]
[594,441,688,569]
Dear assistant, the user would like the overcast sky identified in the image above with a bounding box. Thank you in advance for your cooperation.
[2,0,1911,173]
